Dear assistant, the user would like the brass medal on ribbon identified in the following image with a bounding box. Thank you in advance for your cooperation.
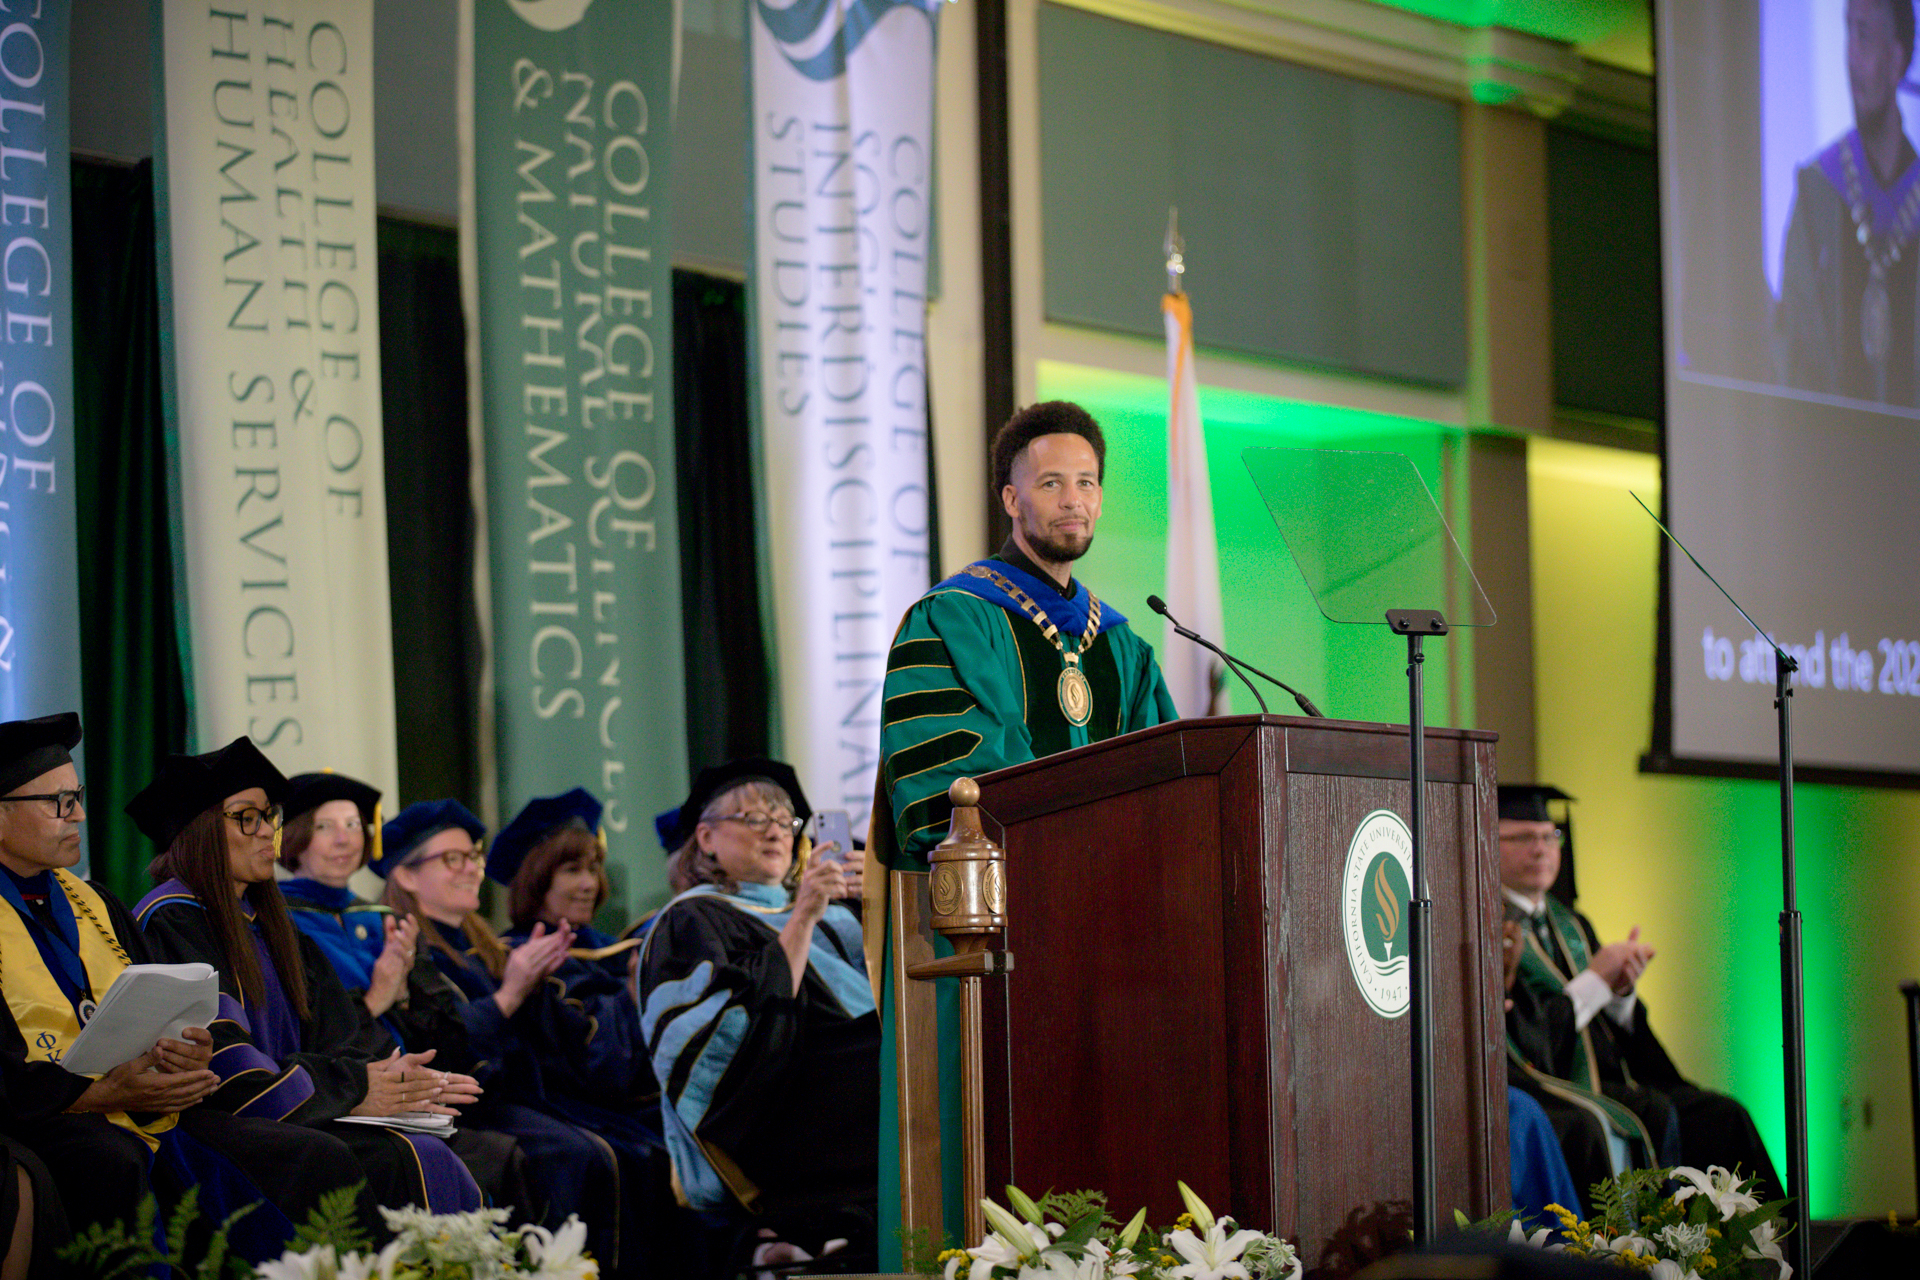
[1057,660,1093,727]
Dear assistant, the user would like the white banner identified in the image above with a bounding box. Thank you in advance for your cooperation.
[155,0,396,792]
[752,0,941,831]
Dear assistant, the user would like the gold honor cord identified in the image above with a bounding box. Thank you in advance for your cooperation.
[963,566,1102,727]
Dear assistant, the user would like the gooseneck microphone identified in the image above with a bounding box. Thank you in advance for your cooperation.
[1147,596,1326,718]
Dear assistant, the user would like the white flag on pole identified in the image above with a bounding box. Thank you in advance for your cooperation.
[1162,290,1226,718]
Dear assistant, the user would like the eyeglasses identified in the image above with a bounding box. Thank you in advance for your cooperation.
[410,846,482,872]
[224,804,284,836]
[0,787,84,820]
[1499,830,1565,849]
[717,810,804,837]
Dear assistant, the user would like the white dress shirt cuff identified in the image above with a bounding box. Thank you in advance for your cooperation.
[1603,991,1639,1028]
[1564,969,1614,1032]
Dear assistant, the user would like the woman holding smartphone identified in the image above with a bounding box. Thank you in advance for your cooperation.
[637,758,876,1275]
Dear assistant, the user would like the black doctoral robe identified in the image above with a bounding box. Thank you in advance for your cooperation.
[135,886,483,1225]
[0,878,367,1263]
[1505,900,1782,1202]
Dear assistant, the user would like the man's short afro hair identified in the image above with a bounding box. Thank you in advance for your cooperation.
[991,401,1107,493]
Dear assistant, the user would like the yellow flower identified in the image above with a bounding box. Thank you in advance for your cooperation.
[1173,1213,1195,1232]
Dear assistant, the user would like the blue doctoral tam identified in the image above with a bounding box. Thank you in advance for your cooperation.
[487,788,601,886]
[378,799,485,876]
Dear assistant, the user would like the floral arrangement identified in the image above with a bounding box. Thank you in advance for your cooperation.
[922,1182,1302,1280]
[59,1186,597,1280]
[1496,1165,1791,1280]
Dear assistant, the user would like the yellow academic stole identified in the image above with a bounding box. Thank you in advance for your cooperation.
[0,870,175,1149]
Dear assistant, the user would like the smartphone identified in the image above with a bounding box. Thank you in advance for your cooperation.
[806,810,853,863]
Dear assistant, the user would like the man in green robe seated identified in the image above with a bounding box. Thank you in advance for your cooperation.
[870,400,1177,1265]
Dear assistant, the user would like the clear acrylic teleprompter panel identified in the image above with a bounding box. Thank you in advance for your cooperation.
[1241,447,1496,628]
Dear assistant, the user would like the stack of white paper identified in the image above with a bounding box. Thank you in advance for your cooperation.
[62,963,220,1077]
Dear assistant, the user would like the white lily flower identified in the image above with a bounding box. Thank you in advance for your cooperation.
[1014,1252,1105,1280]
[1742,1218,1792,1280]
[1597,1232,1659,1260]
[1506,1219,1555,1249]
[253,1245,381,1280]
[1165,1220,1264,1280]
[1648,1261,1703,1280]
[1104,1246,1146,1277]
[1670,1166,1761,1220]
[972,1219,1061,1270]
[522,1214,598,1278]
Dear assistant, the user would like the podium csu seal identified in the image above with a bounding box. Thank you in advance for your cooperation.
[1341,809,1414,1018]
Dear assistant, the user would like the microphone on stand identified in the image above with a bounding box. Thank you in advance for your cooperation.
[1147,595,1326,718]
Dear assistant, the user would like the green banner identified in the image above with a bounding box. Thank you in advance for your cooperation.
[462,0,684,920]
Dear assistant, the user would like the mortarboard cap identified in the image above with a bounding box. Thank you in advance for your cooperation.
[378,799,485,877]
[1497,783,1573,825]
[657,758,810,852]
[0,713,82,797]
[488,788,602,885]
[126,737,288,850]
[284,771,383,868]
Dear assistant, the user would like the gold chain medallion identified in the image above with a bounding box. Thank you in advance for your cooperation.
[965,565,1102,727]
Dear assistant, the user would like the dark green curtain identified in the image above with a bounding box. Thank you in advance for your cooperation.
[377,218,484,810]
[70,158,189,906]
[673,272,771,778]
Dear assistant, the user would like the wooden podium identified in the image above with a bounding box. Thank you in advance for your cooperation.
[899,713,1506,1277]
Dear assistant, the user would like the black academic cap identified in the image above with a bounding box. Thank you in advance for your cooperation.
[283,771,384,868]
[0,712,82,796]
[1497,783,1574,824]
[284,771,381,827]
[487,788,602,886]
[126,737,289,849]
[658,758,810,852]
[377,799,485,876]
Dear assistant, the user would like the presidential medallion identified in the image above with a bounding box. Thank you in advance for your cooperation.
[1057,662,1092,727]
[1864,267,1892,365]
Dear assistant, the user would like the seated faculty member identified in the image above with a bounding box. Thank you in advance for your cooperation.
[383,799,654,1277]
[640,759,877,1274]
[130,738,486,1222]
[0,715,366,1261]
[1499,783,1782,1200]
[276,773,537,1226]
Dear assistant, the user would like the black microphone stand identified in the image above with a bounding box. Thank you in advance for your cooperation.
[1388,608,1445,1248]
[1635,495,1809,1280]
[1148,596,1324,717]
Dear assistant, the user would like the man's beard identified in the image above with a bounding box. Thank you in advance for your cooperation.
[1025,525,1093,564]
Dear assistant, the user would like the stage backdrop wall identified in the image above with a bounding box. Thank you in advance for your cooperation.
[461,0,685,918]
[0,3,84,788]
[1529,438,1920,1218]
[153,0,399,795]
[751,0,941,834]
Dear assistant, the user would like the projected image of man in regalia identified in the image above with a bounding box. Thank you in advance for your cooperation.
[1774,0,1920,405]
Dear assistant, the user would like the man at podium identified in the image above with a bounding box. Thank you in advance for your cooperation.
[868,400,1176,1264]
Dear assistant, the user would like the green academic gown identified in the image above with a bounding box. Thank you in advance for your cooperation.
[870,548,1176,1263]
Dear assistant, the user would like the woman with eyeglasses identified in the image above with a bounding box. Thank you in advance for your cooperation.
[129,739,486,1229]
[379,799,658,1278]
[637,758,879,1275]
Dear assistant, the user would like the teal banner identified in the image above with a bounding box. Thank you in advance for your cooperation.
[0,5,80,742]
[462,0,685,920]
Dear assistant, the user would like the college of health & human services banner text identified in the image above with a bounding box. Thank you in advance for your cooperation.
[153,0,399,798]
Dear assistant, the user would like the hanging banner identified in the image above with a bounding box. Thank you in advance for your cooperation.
[461,0,685,919]
[0,2,80,734]
[752,0,941,833]
[153,0,397,796]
